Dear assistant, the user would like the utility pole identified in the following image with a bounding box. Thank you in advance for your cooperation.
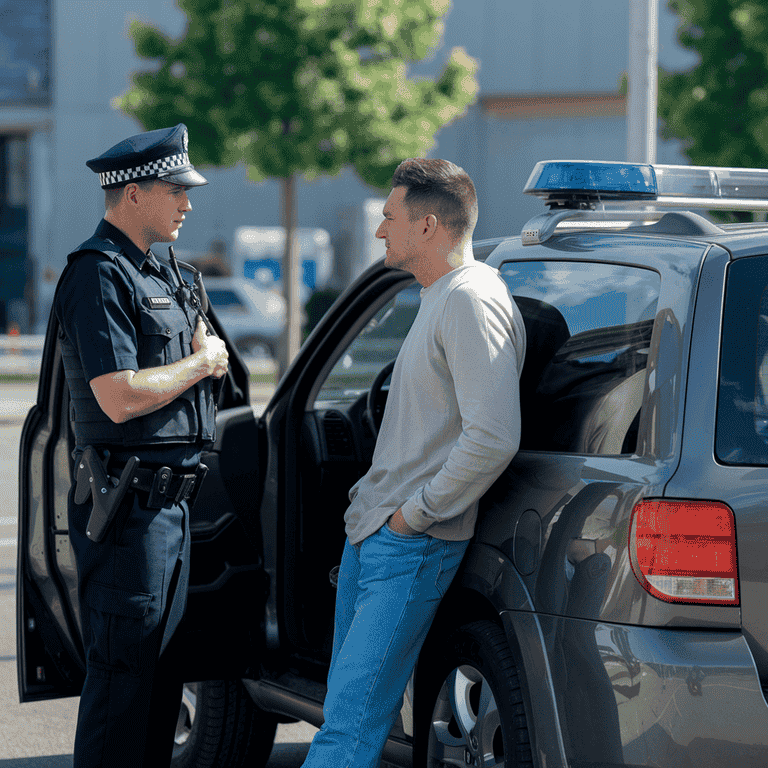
[280,173,302,377]
[627,0,659,164]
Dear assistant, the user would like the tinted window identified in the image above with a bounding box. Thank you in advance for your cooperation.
[500,261,660,454]
[717,255,768,465]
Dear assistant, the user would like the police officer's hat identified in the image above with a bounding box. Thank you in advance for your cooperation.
[86,124,208,189]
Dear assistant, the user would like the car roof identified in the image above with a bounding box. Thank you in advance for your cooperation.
[479,217,768,269]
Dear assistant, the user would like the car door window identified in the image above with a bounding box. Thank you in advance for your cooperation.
[500,261,660,455]
[314,285,421,406]
[717,255,768,465]
[207,289,247,313]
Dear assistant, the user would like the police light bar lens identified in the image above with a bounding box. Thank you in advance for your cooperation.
[524,161,657,201]
[629,499,739,605]
[655,165,768,201]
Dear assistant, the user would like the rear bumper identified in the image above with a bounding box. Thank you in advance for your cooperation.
[503,610,768,768]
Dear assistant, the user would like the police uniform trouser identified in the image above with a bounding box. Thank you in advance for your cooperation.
[68,485,190,768]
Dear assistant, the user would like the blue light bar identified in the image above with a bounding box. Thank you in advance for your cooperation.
[525,160,658,204]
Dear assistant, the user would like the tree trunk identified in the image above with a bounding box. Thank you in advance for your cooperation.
[279,174,302,378]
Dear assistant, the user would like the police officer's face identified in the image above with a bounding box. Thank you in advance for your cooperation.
[138,181,192,245]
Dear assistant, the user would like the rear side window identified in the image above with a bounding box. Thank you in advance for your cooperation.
[500,261,660,455]
[717,255,768,465]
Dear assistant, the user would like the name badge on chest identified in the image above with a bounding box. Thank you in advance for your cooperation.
[145,296,173,309]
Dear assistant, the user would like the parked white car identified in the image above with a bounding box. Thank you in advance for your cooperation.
[202,277,286,357]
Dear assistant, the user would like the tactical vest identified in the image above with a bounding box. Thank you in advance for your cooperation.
[57,235,216,449]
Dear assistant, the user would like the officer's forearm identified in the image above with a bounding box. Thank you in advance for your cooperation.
[90,350,216,423]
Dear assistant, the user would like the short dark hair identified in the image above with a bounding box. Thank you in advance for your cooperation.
[391,158,478,240]
[104,178,158,210]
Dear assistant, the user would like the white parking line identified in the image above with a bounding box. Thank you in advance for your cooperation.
[0,517,17,525]
[0,538,16,547]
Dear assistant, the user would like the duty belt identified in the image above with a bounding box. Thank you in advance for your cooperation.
[75,447,209,542]
[123,463,209,509]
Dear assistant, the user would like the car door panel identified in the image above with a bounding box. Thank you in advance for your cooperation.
[18,339,84,702]
[168,404,268,681]
[272,269,418,659]
[294,405,370,657]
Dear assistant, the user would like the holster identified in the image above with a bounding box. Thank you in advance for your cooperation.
[74,446,140,543]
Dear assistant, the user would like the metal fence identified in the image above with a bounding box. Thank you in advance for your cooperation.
[0,335,276,377]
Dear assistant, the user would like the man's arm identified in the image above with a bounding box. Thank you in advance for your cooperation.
[90,318,228,424]
[399,284,526,533]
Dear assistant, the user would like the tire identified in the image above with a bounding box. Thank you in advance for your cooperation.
[172,680,278,768]
[416,621,533,768]
[238,336,274,359]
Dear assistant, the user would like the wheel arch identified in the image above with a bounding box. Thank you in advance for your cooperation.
[417,543,570,768]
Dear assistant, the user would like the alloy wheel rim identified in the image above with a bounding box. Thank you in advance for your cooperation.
[174,683,198,746]
[428,665,504,767]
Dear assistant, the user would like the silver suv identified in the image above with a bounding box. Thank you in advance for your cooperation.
[18,160,768,767]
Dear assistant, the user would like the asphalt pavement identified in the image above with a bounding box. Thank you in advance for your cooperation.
[0,381,324,767]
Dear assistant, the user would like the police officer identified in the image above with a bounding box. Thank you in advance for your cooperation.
[54,124,228,767]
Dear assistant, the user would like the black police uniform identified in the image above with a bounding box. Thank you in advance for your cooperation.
[54,125,212,768]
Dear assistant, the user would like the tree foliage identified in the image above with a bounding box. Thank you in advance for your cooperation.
[659,0,768,169]
[118,0,479,190]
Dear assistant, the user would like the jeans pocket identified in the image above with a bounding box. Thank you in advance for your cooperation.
[84,582,153,676]
[384,521,428,540]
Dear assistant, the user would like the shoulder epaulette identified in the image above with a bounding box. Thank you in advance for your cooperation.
[67,236,123,264]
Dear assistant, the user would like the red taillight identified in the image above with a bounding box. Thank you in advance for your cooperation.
[629,499,739,605]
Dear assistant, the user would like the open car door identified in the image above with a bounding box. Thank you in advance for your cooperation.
[17,302,267,702]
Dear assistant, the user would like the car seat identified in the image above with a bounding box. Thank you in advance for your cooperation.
[574,368,646,454]
[511,296,571,450]
[534,321,653,454]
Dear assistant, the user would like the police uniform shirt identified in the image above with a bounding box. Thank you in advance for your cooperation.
[56,218,209,470]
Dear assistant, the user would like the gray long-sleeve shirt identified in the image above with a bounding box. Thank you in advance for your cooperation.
[344,261,526,544]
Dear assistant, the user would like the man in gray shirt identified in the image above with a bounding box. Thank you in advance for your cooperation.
[302,158,526,768]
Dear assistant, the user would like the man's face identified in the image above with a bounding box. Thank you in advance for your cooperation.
[376,186,422,271]
[138,180,192,245]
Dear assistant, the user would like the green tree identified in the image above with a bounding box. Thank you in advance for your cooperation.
[118,0,478,371]
[659,0,768,218]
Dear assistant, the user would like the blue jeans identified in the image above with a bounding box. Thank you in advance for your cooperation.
[302,523,469,768]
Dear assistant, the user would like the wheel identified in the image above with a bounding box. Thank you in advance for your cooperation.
[417,621,533,768]
[238,336,274,359]
[171,679,278,768]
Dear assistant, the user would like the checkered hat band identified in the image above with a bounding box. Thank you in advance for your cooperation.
[98,152,190,187]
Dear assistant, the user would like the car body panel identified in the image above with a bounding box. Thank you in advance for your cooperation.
[666,245,768,685]
[532,613,768,768]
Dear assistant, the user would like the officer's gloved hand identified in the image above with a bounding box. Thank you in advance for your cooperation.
[192,318,229,379]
